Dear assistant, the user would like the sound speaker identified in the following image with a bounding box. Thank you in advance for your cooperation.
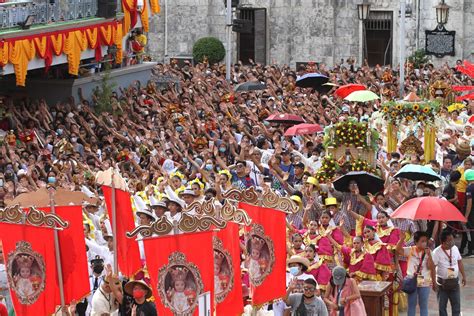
[97,0,117,19]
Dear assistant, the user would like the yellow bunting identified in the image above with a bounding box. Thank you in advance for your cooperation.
[50,34,64,56]
[115,22,124,64]
[0,42,9,66]
[149,0,160,14]
[33,36,48,58]
[86,27,99,49]
[64,30,88,76]
[8,39,35,86]
[140,0,150,32]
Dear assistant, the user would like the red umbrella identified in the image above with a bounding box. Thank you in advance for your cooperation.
[284,123,323,136]
[469,115,474,124]
[391,197,467,222]
[334,84,366,99]
[265,113,305,125]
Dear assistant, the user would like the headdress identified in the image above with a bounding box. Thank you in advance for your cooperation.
[170,267,188,282]
[251,236,265,251]
[189,178,205,190]
[170,171,185,181]
[218,170,232,182]
[16,255,34,269]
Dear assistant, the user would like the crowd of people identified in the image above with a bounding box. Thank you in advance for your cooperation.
[0,57,473,316]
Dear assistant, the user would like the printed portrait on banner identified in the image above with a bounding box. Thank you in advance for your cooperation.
[212,236,234,303]
[6,241,46,305]
[158,252,204,316]
[245,224,275,286]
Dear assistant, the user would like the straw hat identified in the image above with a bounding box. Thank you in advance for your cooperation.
[325,197,338,207]
[456,141,471,156]
[306,176,318,186]
[287,255,310,269]
[124,279,153,299]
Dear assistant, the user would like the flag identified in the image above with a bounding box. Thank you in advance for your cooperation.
[102,185,141,277]
[215,222,244,316]
[238,202,287,305]
[144,231,214,316]
[45,206,89,304]
[0,223,59,316]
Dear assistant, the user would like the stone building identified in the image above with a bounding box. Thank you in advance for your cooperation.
[147,0,474,67]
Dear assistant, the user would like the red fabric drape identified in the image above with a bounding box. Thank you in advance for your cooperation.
[144,231,214,316]
[101,186,142,277]
[215,222,244,316]
[238,202,287,306]
[0,223,59,316]
[41,206,89,304]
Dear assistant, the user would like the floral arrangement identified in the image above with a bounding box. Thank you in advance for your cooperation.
[315,156,338,183]
[315,156,376,183]
[381,100,440,124]
[323,121,379,150]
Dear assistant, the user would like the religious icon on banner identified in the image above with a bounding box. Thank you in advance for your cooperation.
[158,252,204,315]
[213,236,234,303]
[6,241,46,305]
[245,224,275,286]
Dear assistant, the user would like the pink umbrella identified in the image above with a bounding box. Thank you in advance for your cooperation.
[284,123,323,136]
[265,113,305,125]
[391,197,467,222]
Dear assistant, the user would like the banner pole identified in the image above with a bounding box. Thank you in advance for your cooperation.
[48,187,66,314]
[111,171,118,274]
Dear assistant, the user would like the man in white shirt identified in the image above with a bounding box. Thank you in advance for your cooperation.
[432,230,467,316]
[90,264,123,316]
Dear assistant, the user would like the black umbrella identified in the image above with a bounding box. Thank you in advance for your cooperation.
[333,171,384,196]
[295,73,330,93]
[234,81,267,92]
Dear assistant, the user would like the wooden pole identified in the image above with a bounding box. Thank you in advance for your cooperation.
[48,187,66,314]
[111,171,118,274]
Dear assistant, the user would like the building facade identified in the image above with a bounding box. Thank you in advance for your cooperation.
[147,0,474,67]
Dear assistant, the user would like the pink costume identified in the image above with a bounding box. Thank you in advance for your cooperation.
[364,240,392,272]
[356,218,401,251]
[341,247,377,281]
[315,225,344,264]
[327,278,367,316]
[306,259,331,291]
[302,231,319,246]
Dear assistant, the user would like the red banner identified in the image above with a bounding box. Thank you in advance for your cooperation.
[102,186,142,277]
[48,206,89,304]
[215,222,244,316]
[238,202,287,306]
[0,223,59,316]
[144,231,214,316]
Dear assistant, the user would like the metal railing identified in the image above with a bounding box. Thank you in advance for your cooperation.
[0,0,99,30]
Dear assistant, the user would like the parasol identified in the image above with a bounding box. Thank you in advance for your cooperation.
[394,164,441,182]
[284,123,323,136]
[391,197,467,222]
[333,171,384,196]
[334,84,366,99]
[344,90,380,102]
[295,73,330,93]
[234,81,267,92]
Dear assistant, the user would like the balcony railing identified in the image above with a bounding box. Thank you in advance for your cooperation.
[0,0,99,30]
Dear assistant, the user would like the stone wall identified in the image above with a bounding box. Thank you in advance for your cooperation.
[147,0,474,67]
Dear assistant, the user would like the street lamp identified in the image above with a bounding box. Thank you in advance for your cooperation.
[435,0,450,27]
[357,1,371,64]
[357,0,371,21]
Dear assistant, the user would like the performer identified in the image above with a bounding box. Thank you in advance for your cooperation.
[351,209,400,250]
[362,226,392,276]
[340,236,377,282]
[315,210,344,267]
[302,220,319,246]
[304,244,331,291]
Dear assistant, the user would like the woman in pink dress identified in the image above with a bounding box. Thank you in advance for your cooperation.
[341,236,377,282]
[302,220,319,246]
[324,266,367,316]
[304,244,331,291]
[362,226,392,276]
[315,211,344,267]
